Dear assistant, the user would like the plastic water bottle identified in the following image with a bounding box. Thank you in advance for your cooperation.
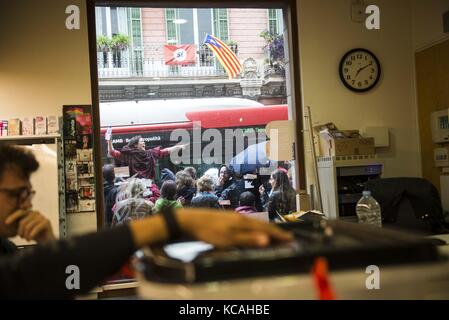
[105,126,112,141]
[356,191,382,227]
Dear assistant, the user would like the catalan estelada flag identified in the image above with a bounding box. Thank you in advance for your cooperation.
[203,34,242,79]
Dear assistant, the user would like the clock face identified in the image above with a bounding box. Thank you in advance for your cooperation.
[339,48,381,92]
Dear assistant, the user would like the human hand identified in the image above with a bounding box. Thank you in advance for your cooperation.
[259,185,265,195]
[177,196,186,205]
[177,208,293,248]
[5,210,55,243]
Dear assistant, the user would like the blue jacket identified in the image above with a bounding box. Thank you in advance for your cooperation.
[191,192,220,209]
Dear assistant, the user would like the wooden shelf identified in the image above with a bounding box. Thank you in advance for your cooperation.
[0,134,60,145]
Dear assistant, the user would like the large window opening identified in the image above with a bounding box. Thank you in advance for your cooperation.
[91,2,304,238]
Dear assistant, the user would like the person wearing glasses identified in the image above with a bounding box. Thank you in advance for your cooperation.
[0,149,54,253]
[0,144,293,299]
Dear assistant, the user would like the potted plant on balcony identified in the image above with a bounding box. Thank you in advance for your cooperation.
[97,35,112,68]
[225,39,239,55]
[110,34,130,68]
[260,30,285,76]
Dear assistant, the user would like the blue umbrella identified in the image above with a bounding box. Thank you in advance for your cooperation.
[229,141,272,175]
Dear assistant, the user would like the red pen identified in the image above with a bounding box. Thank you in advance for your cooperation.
[312,257,336,300]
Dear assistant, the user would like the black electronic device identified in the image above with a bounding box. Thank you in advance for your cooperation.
[135,220,442,284]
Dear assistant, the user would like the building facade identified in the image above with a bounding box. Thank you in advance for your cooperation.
[95,7,286,103]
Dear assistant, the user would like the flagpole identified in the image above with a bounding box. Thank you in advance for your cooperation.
[202,33,209,46]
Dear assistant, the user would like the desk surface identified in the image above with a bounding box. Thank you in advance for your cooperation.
[137,234,449,300]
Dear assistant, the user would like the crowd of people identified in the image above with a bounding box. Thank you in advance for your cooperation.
[104,134,298,226]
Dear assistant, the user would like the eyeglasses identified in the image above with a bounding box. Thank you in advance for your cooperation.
[0,187,36,206]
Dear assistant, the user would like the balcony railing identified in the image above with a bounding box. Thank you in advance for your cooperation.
[97,46,230,79]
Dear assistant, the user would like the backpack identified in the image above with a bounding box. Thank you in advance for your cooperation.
[365,178,448,234]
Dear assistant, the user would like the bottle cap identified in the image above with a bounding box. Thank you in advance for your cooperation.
[362,190,371,196]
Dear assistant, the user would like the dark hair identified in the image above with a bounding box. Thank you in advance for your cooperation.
[0,144,39,181]
[184,167,197,180]
[160,168,176,184]
[271,169,296,213]
[127,136,142,149]
[219,165,234,179]
[103,164,115,184]
[239,191,255,207]
[271,169,291,191]
[160,180,177,200]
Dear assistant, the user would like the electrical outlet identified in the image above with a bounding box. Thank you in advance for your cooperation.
[351,4,366,23]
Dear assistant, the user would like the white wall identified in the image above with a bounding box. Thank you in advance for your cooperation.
[412,0,449,51]
[298,0,421,181]
[0,0,96,236]
[1,0,438,234]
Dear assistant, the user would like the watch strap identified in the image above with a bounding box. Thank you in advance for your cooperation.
[160,205,182,241]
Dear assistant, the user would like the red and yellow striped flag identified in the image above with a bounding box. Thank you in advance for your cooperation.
[203,34,242,79]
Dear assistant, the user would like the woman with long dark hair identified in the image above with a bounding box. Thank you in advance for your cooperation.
[215,165,234,197]
[260,169,297,221]
[215,165,245,208]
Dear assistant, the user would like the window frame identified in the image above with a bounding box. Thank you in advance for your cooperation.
[165,8,181,44]
[267,8,278,35]
[212,8,229,41]
[87,0,305,229]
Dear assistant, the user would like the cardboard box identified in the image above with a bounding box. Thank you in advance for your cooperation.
[22,117,34,136]
[35,116,47,135]
[0,120,8,136]
[78,199,95,212]
[47,116,59,134]
[314,124,375,157]
[363,126,390,147]
[114,166,130,178]
[8,119,21,136]
[77,149,92,162]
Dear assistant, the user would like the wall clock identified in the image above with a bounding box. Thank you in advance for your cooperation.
[339,48,381,92]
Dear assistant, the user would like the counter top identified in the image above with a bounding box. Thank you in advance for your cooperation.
[136,234,449,300]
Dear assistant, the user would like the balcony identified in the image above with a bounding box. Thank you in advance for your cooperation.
[96,44,286,102]
[97,46,230,79]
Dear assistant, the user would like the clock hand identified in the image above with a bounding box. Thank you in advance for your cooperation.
[355,63,372,78]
